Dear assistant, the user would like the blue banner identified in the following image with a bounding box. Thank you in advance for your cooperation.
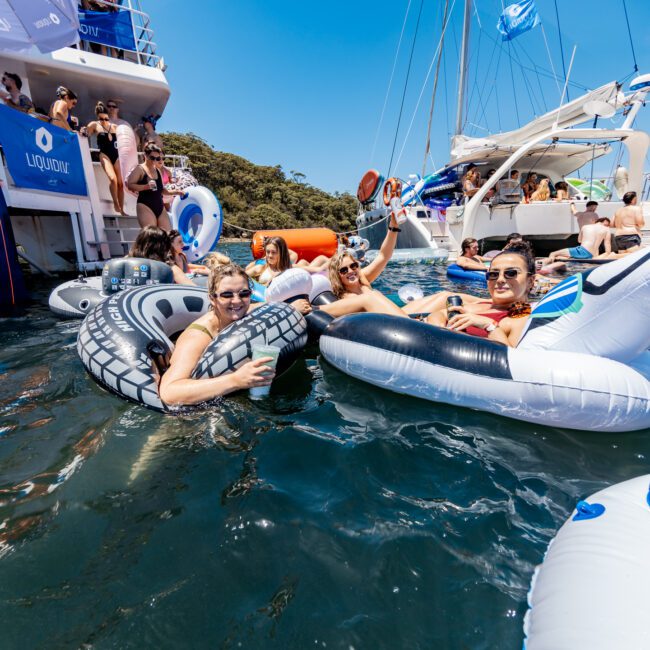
[0,104,87,196]
[497,0,541,41]
[78,9,136,51]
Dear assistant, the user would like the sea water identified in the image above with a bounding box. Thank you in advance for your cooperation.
[0,243,648,649]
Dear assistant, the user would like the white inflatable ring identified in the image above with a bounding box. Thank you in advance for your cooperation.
[170,186,223,262]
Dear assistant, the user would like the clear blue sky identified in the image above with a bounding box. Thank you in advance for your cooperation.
[152,0,650,195]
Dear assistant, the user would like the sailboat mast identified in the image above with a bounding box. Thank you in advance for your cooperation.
[454,0,471,136]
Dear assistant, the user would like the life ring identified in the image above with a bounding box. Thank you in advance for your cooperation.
[383,177,402,206]
[446,263,487,285]
[318,312,650,432]
[48,258,174,318]
[523,474,650,648]
[170,186,223,262]
[77,285,307,412]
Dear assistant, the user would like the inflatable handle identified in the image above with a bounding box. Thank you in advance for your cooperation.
[181,192,189,200]
[572,500,606,521]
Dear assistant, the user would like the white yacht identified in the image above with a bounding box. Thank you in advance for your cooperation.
[0,0,185,274]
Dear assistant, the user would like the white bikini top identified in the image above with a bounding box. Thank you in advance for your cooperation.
[258,266,276,285]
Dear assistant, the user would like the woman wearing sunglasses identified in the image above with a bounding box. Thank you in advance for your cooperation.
[319,213,406,317]
[159,264,277,406]
[81,101,125,215]
[426,243,536,346]
[127,142,183,231]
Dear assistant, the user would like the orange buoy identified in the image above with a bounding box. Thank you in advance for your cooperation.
[251,228,338,262]
[383,177,402,206]
[357,169,384,204]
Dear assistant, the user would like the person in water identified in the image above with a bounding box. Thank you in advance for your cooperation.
[319,213,405,318]
[168,229,213,276]
[613,191,645,253]
[426,243,536,346]
[545,218,612,262]
[128,226,194,285]
[245,236,294,286]
[81,101,125,215]
[159,264,275,406]
[455,237,488,271]
[127,143,183,231]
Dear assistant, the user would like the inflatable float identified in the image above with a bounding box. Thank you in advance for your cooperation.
[77,285,307,411]
[318,248,650,432]
[48,258,174,318]
[116,122,139,194]
[401,169,462,209]
[446,263,487,284]
[251,228,337,262]
[357,169,384,205]
[365,248,449,265]
[170,186,223,262]
[523,474,650,649]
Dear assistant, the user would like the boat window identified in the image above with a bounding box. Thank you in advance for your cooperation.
[416,210,427,219]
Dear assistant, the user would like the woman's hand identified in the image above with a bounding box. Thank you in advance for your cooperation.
[233,357,276,389]
[291,298,312,315]
[389,211,399,229]
[80,126,88,137]
[446,306,496,332]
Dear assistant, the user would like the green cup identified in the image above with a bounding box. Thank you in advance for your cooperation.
[249,343,281,399]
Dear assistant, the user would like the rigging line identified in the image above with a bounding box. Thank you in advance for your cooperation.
[369,0,412,166]
[539,24,562,99]
[387,0,425,177]
[493,44,503,132]
[506,38,540,117]
[553,0,569,102]
[621,0,638,73]
[464,26,483,133]
[422,0,452,176]
[467,35,500,135]
[511,38,547,114]
[507,40,521,126]
[394,0,457,174]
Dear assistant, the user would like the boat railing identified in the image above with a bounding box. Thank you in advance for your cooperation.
[77,0,162,69]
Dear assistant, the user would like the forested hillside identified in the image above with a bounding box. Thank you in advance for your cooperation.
[162,133,358,237]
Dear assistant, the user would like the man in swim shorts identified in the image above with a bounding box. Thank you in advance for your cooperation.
[545,218,611,263]
[456,237,488,270]
[571,200,599,230]
[613,191,644,253]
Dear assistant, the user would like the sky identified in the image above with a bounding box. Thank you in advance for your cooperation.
[151,0,650,195]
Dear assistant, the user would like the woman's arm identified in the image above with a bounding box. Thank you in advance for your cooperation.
[319,291,406,318]
[171,264,195,285]
[362,214,399,283]
[50,100,71,131]
[126,166,151,193]
[246,263,263,279]
[159,330,275,406]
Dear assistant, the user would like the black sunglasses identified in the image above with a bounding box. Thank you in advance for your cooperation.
[486,268,525,281]
[148,155,162,161]
[214,289,252,300]
[107,104,118,109]
[338,261,359,275]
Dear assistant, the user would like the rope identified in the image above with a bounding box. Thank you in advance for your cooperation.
[387,0,425,177]
[539,24,562,99]
[622,0,639,73]
[553,0,569,101]
[507,40,520,126]
[369,0,412,165]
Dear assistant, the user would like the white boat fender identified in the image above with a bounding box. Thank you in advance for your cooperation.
[523,474,650,649]
[170,186,223,262]
[319,312,650,432]
[48,258,173,319]
[77,285,307,411]
[518,247,650,362]
[265,268,313,304]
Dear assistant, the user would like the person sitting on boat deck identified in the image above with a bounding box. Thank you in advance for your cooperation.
[81,101,125,216]
[521,173,539,202]
[158,264,273,406]
[494,169,523,203]
[127,143,183,232]
[49,86,78,131]
[1,72,34,114]
[426,243,535,347]
[455,237,488,271]
[318,213,406,318]
[128,225,195,285]
[544,217,612,263]
[246,236,294,286]
[613,191,645,254]
[106,98,130,127]
[554,181,570,201]
[530,178,550,202]
[570,200,599,229]
[169,229,213,276]
[463,167,481,199]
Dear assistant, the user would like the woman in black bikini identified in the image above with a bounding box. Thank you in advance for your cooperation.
[81,101,125,215]
[127,142,182,231]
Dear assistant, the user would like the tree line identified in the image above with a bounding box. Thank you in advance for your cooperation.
[161,133,358,238]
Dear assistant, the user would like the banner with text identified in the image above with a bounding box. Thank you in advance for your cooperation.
[0,104,87,196]
[78,9,136,51]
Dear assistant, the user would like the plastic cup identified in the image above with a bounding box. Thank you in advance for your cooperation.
[249,343,281,399]
[148,179,157,190]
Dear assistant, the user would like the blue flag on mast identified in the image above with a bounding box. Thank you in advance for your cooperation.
[497,0,541,41]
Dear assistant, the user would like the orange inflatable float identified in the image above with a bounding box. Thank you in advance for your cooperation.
[357,169,384,204]
[251,228,338,262]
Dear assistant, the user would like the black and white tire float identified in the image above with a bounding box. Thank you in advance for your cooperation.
[49,258,173,318]
[77,284,307,411]
[523,474,650,649]
[319,247,650,432]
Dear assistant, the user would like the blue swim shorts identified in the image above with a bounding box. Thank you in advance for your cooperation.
[568,245,593,260]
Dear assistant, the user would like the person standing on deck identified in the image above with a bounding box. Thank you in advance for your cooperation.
[571,201,599,230]
[613,192,645,253]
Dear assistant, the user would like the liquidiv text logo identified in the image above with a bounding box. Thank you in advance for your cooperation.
[34,13,61,29]
[25,127,71,179]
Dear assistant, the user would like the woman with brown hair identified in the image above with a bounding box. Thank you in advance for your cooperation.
[49,86,78,131]
[245,235,293,286]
